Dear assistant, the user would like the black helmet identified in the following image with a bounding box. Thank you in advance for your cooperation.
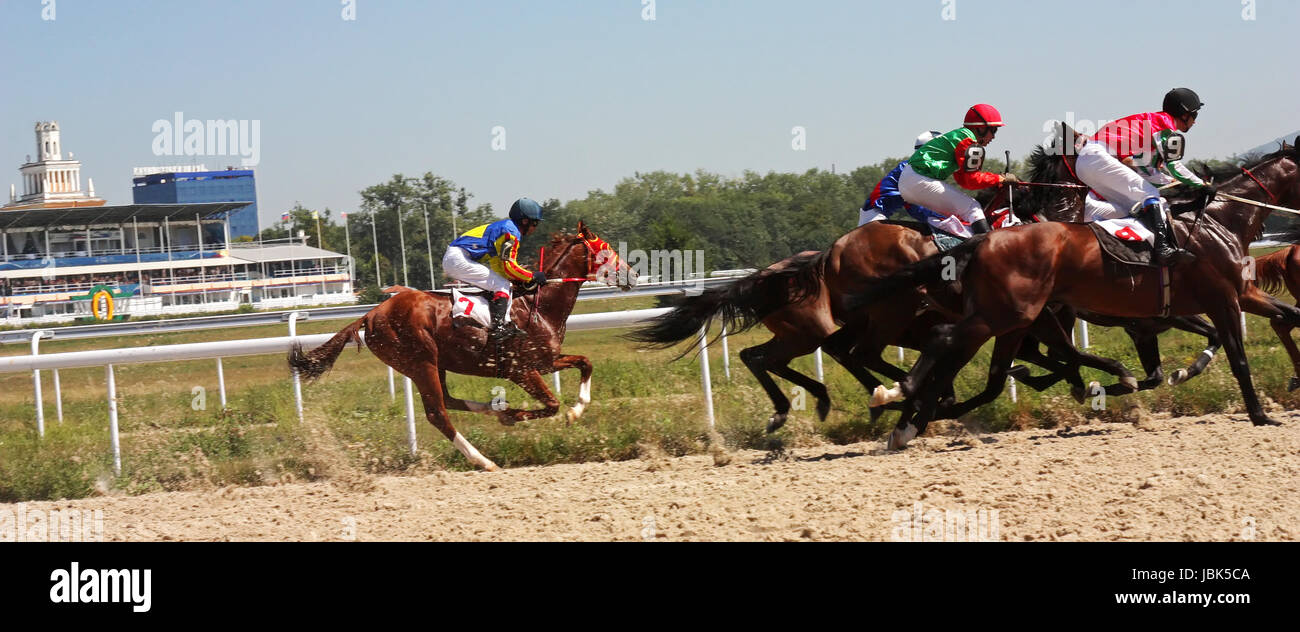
[1162,88,1203,116]
[508,197,543,224]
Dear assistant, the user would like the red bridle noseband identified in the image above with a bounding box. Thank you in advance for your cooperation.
[539,234,619,284]
[1240,166,1278,203]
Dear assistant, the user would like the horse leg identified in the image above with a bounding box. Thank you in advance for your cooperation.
[739,339,807,433]
[1240,286,1300,390]
[889,317,998,449]
[412,364,499,471]
[1207,301,1281,427]
[497,369,563,424]
[820,326,884,419]
[768,364,832,423]
[551,354,594,421]
[870,323,956,407]
[1164,315,1220,386]
[438,368,497,416]
[935,331,1029,419]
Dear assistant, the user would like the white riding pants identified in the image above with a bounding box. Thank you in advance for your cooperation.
[442,247,512,298]
[1076,141,1162,222]
[898,164,986,224]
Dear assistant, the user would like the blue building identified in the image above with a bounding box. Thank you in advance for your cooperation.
[132,167,260,239]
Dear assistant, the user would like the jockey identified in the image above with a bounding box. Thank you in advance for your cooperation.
[898,104,1018,235]
[444,198,547,341]
[859,131,944,227]
[1076,88,1208,265]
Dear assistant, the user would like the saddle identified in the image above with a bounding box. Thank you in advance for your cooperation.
[1089,222,1156,267]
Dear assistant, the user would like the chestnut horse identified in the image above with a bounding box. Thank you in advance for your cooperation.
[860,143,1300,447]
[289,221,637,471]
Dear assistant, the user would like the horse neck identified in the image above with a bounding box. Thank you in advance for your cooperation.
[1207,159,1296,247]
[535,246,587,323]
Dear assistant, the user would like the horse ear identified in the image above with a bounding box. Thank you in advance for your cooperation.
[577,219,589,236]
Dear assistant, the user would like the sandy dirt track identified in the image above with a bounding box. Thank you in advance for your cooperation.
[8,412,1298,541]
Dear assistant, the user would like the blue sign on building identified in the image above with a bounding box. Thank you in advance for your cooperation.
[132,169,260,239]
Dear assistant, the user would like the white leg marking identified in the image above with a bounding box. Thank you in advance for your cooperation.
[869,383,903,407]
[887,424,918,450]
[453,432,498,471]
[567,375,593,421]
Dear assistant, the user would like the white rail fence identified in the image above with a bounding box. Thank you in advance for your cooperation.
[0,308,694,474]
[4,306,1112,474]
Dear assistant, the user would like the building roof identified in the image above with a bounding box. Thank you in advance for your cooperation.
[0,202,251,231]
[226,243,345,263]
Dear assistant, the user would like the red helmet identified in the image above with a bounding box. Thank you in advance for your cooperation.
[964,104,1006,128]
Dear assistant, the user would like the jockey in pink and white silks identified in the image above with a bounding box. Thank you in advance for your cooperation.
[1075,88,1210,265]
[898,104,1020,235]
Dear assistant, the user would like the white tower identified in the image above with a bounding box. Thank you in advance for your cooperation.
[36,121,62,161]
[4,121,104,209]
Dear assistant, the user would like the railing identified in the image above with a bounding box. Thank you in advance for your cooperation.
[269,266,348,278]
[2,243,231,263]
[149,272,250,286]
[0,307,680,474]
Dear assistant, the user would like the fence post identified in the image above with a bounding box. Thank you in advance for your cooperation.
[699,324,715,429]
[53,368,63,423]
[30,330,53,437]
[388,367,396,402]
[107,364,121,476]
[1080,320,1090,349]
[216,357,227,409]
[1007,364,1018,403]
[403,377,417,456]
[553,371,561,395]
[814,347,824,382]
[289,312,305,423]
[720,325,731,381]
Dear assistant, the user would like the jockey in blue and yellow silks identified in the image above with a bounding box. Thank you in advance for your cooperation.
[443,198,547,341]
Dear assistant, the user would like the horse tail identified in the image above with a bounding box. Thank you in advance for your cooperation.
[846,233,990,312]
[627,251,827,350]
[1253,246,1292,295]
[289,316,366,382]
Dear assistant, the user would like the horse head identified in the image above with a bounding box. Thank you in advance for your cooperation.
[541,221,638,290]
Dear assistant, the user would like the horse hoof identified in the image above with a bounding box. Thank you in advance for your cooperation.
[483,462,501,472]
[816,399,831,422]
[1289,376,1300,392]
[886,424,918,450]
[766,413,789,434]
[1168,369,1190,386]
[1252,416,1283,427]
[1119,377,1139,393]
[1070,385,1086,404]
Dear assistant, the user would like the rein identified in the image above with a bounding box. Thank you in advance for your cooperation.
[1241,166,1279,203]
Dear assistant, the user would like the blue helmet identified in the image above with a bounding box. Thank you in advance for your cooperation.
[509,198,543,224]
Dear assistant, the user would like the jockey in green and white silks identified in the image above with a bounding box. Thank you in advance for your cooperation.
[1075,88,1210,265]
[898,104,1019,235]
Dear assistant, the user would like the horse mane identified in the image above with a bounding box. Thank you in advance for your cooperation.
[1189,139,1300,181]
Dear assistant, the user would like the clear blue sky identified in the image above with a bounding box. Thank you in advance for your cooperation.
[2,0,1296,229]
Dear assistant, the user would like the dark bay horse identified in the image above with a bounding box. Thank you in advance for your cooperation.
[860,143,1300,447]
[289,221,637,471]
[630,220,1128,432]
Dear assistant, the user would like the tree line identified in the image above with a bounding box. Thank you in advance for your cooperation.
[259,152,1289,295]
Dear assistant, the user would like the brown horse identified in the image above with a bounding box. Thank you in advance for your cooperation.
[859,143,1300,447]
[630,220,1128,432]
[289,221,637,471]
[1253,241,1300,390]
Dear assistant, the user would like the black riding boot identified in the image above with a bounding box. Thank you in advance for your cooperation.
[487,295,522,342]
[1138,202,1195,266]
[969,218,992,235]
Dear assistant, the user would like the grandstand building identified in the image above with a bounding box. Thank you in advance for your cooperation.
[1,122,355,324]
